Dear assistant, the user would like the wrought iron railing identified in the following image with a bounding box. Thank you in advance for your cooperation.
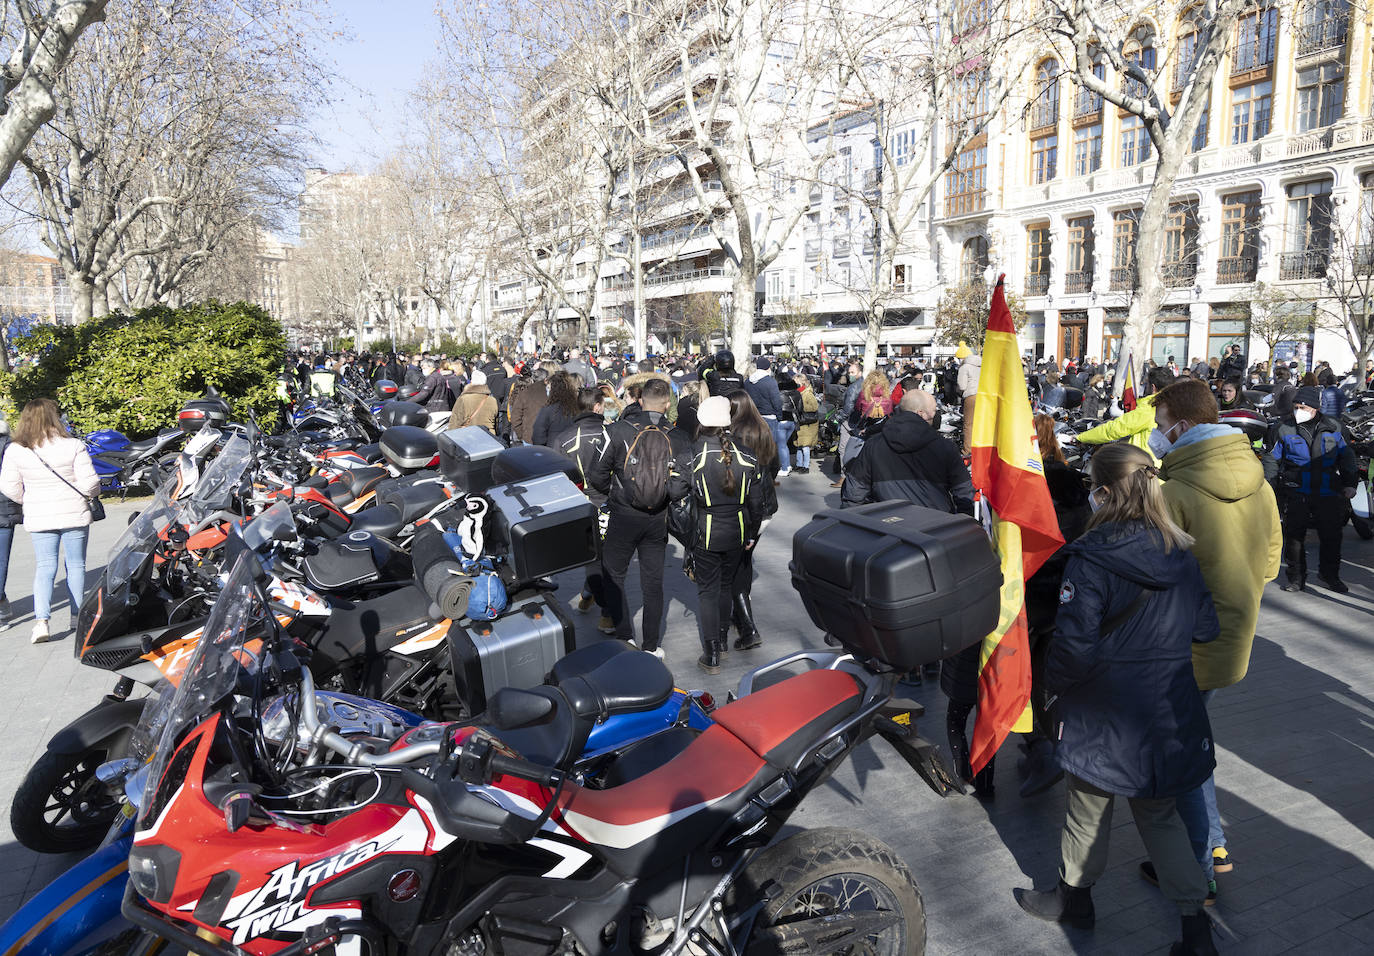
[1279,250,1329,279]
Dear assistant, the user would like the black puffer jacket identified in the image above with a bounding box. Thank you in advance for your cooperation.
[554,412,610,506]
[1046,521,1218,799]
[0,436,18,528]
[840,409,973,514]
[587,410,692,514]
[667,435,766,552]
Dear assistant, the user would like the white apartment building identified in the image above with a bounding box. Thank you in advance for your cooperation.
[937,0,1374,372]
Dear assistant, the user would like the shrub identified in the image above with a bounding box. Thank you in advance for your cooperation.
[1,301,286,438]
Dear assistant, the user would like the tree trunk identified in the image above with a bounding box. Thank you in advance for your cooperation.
[863,303,886,373]
[69,275,95,323]
[730,267,754,368]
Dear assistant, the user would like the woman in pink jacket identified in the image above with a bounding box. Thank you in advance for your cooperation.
[0,399,100,643]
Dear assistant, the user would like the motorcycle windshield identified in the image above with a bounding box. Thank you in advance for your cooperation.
[181,434,253,527]
[102,489,180,595]
[137,551,272,829]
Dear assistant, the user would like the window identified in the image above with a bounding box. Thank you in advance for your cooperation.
[1362,174,1374,247]
[1191,95,1210,151]
[1230,81,1271,143]
[1151,313,1190,364]
[1026,224,1051,295]
[961,236,990,283]
[891,127,917,167]
[1282,180,1332,278]
[1066,217,1094,292]
[1298,0,1348,55]
[1163,201,1199,286]
[1032,59,1060,131]
[1219,190,1261,283]
[1233,6,1278,74]
[944,145,987,216]
[1208,305,1250,360]
[1032,134,1058,183]
[1074,60,1106,117]
[1173,23,1197,92]
[838,146,853,191]
[766,271,783,301]
[1123,26,1156,101]
[1295,62,1344,131]
[1121,115,1151,165]
[1102,312,1127,364]
[833,206,851,257]
[833,260,851,289]
[893,263,910,293]
[1111,209,1139,290]
[1072,124,1102,175]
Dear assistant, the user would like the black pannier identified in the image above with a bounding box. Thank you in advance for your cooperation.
[438,426,505,492]
[790,501,1002,670]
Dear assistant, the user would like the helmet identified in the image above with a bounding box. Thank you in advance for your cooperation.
[714,349,735,372]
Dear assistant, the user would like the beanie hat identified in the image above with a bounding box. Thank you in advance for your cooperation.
[955,341,972,359]
[755,356,771,370]
[698,395,731,428]
[1294,386,1321,409]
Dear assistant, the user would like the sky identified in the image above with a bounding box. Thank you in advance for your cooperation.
[310,0,445,173]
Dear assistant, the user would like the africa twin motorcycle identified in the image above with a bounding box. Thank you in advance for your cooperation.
[102,502,988,956]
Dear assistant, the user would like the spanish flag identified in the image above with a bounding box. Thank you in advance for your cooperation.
[1121,352,1138,411]
[968,276,1064,774]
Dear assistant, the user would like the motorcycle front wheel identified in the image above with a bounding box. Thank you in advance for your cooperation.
[10,746,121,854]
[736,827,926,956]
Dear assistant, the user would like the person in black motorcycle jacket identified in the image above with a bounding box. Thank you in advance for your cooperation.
[667,395,767,675]
[841,390,974,514]
[698,349,747,397]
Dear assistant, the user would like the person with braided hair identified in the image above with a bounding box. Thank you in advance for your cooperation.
[667,395,767,674]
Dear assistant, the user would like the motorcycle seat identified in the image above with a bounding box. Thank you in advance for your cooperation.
[546,639,635,684]
[357,442,384,464]
[545,669,863,873]
[710,668,864,769]
[346,466,389,498]
[346,504,405,539]
[378,482,449,524]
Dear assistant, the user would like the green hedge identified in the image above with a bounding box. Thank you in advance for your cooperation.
[1,301,286,438]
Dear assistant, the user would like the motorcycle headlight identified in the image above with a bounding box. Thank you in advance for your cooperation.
[128,844,182,903]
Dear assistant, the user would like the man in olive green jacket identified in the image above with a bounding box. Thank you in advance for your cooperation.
[1153,379,1281,893]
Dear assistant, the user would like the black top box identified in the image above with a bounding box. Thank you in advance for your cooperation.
[380,425,438,472]
[791,502,1002,671]
[438,426,506,492]
[377,401,429,429]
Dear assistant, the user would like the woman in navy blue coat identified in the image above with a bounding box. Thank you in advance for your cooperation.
[1014,442,1220,956]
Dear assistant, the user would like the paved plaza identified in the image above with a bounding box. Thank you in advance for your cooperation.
[1,476,1373,954]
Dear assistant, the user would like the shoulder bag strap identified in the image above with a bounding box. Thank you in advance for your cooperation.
[1100,585,1151,638]
[33,449,95,504]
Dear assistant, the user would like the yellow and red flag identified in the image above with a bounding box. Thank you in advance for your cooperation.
[968,276,1065,773]
[1121,352,1138,411]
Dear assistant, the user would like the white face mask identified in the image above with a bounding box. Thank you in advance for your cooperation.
[1294,408,1317,424]
[1088,487,1106,513]
[1147,419,1186,458]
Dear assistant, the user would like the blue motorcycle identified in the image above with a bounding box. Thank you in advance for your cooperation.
[79,427,186,497]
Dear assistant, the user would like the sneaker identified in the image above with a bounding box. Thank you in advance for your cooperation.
[597,616,616,634]
[1211,847,1234,874]
[778,469,791,478]
[574,593,595,613]
[1140,862,1216,906]
[1279,581,1305,592]
[30,620,50,644]
[0,596,10,626]
[649,647,665,660]
[1319,576,1350,594]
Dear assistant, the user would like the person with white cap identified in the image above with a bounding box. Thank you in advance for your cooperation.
[667,395,767,674]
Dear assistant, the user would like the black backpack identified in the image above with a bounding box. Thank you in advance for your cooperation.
[620,421,674,511]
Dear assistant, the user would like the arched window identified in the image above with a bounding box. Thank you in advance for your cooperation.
[1032,58,1060,130]
[1173,9,1200,92]
[961,236,990,283]
[1122,24,1156,101]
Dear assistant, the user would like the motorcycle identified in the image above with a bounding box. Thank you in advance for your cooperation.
[104,502,985,956]
[79,427,187,497]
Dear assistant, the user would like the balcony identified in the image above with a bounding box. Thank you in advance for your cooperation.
[1162,260,1198,287]
[1064,271,1093,293]
[1231,36,1275,76]
[1279,250,1329,280]
[1073,89,1102,120]
[1110,265,1138,291]
[833,237,851,257]
[804,238,821,261]
[1030,102,1058,134]
[1025,273,1050,296]
[863,168,881,193]
[644,266,732,287]
[1216,256,1258,284]
[1297,17,1347,57]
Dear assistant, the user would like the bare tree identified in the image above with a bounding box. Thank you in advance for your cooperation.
[1045,0,1246,394]
[0,0,108,190]
[935,279,1029,350]
[15,0,327,321]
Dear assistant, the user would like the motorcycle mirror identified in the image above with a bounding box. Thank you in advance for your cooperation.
[127,510,141,525]
[487,688,556,730]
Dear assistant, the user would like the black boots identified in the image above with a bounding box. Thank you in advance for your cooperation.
[698,639,722,675]
[1170,912,1217,955]
[1013,879,1095,929]
[732,593,762,650]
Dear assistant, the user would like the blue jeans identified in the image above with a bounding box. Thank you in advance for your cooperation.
[0,525,12,600]
[1176,689,1222,880]
[772,420,796,473]
[31,528,88,621]
[794,443,811,469]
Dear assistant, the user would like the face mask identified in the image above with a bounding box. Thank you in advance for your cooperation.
[1147,428,1174,459]
[1088,488,1105,513]
[1294,408,1317,424]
